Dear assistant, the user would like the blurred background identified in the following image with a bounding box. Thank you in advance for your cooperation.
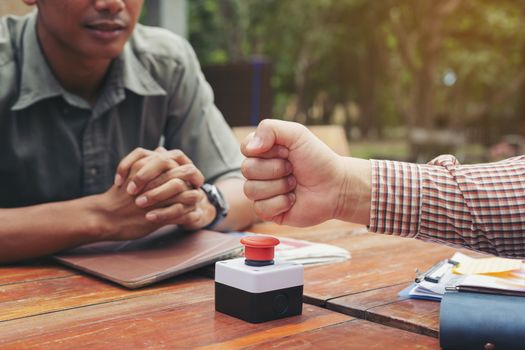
[187,0,525,163]
[3,0,525,163]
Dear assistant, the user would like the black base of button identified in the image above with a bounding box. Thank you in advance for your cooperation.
[215,282,303,323]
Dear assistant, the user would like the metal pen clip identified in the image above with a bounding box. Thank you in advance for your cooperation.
[415,259,456,284]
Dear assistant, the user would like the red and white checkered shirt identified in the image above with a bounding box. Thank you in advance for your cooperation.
[369,155,525,258]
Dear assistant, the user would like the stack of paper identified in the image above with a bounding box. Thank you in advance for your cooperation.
[232,232,351,265]
[274,237,350,265]
[401,252,525,301]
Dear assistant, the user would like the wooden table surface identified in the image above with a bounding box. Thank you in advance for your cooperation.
[249,220,483,338]
[0,220,462,349]
[0,260,439,349]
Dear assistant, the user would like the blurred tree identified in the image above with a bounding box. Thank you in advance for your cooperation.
[189,0,525,155]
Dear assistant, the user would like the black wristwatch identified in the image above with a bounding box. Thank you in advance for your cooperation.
[201,183,229,229]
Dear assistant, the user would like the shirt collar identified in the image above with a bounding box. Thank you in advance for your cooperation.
[11,12,63,111]
[115,43,167,97]
[11,13,166,112]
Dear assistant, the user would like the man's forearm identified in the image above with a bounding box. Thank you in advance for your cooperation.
[369,155,525,258]
[0,195,105,263]
[334,157,372,226]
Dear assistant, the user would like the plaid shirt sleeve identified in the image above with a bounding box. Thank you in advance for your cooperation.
[369,155,525,258]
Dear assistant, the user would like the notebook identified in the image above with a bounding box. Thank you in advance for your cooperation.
[54,226,242,289]
[400,252,525,300]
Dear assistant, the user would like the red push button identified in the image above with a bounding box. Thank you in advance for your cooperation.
[241,236,280,265]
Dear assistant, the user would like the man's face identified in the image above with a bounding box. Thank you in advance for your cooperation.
[34,0,144,60]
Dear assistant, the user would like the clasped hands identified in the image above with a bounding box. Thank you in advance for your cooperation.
[101,147,216,240]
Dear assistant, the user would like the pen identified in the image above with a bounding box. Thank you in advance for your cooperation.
[415,259,456,284]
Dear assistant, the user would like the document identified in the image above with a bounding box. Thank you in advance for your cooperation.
[274,236,350,265]
[453,256,522,275]
[232,232,351,265]
[401,252,525,300]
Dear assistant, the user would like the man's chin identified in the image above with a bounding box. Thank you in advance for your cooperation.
[82,44,126,60]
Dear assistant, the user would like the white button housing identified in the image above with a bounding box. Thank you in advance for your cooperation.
[215,257,304,293]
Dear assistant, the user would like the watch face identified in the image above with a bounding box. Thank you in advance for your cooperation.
[203,184,229,217]
[201,184,229,230]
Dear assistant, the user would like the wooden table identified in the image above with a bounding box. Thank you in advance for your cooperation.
[0,261,439,349]
[0,220,456,349]
[249,220,483,338]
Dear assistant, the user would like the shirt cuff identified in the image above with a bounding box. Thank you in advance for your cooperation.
[369,159,422,237]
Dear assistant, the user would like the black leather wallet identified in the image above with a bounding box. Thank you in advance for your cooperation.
[439,291,525,350]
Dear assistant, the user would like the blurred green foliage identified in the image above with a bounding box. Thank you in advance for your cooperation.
[189,0,525,159]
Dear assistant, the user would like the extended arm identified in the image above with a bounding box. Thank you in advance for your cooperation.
[0,196,104,263]
[0,183,171,263]
[241,119,525,258]
[371,155,525,258]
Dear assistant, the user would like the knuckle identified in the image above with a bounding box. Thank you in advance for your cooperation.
[172,203,185,214]
[168,177,185,189]
[253,202,265,217]
[240,160,252,177]
[171,149,182,157]
[273,161,286,178]
[167,168,179,178]
[135,147,147,157]
[188,210,200,221]
[129,162,142,176]
[254,202,272,220]
[178,164,193,177]
[134,172,148,185]
[186,163,198,174]
[160,157,173,168]
[170,149,185,161]
[154,211,165,221]
[159,207,175,221]
[136,158,148,169]
[243,181,255,199]
[280,179,288,192]
[181,190,199,205]
[259,119,271,128]
[188,189,202,201]
[297,122,308,132]
[146,190,160,202]
[283,176,295,191]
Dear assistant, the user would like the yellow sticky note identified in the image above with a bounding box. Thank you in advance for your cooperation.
[454,257,522,275]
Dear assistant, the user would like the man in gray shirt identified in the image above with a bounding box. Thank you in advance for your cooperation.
[0,0,257,262]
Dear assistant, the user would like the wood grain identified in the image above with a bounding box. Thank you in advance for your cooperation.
[365,299,441,338]
[250,221,485,338]
[326,284,409,318]
[0,273,208,322]
[328,285,441,337]
[0,282,352,349]
[241,319,440,350]
[253,221,459,304]
[0,260,74,286]
[0,220,485,346]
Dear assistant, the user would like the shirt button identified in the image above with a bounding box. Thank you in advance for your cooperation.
[89,168,98,176]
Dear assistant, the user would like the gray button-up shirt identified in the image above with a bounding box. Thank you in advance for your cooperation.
[0,13,243,208]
